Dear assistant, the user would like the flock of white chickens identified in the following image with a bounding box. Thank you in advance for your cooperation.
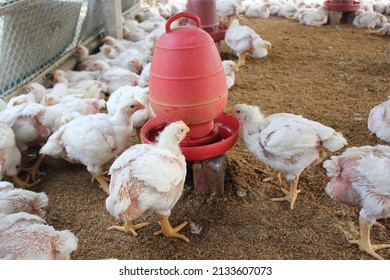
[0,0,390,260]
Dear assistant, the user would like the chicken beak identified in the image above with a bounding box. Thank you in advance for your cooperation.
[135,102,145,110]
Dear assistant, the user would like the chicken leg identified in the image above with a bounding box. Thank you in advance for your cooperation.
[237,52,250,67]
[90,173,110,194]
[153,214,189,243]
[258,168,282,184]
[271,176,301,210]
[20,154,46,182]
[349,216,390,260]
[107,220,150,236]
[10,175,41,189]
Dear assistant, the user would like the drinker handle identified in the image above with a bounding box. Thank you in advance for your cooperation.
[165,12,201,33]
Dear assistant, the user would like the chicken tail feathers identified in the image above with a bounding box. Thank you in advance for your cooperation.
[323,132,348,152]
[323,156,341,177]
[39,131,64,158]
[56,230,78,260]
[35,192,49,209]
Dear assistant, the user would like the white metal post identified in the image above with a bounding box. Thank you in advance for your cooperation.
[104,0,123,39]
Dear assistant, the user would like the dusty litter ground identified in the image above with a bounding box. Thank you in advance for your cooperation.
[29,15,390,260]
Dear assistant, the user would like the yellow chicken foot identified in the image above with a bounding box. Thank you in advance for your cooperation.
[90,173,110,194]
[20,154,46,182]
[153,214,190,243]
[271,177,301,209]
[107,220,150,236]
[258,169,282,184]
[237,52,249,67]
[10,175,41,189]
[349,216,390,260]
[374,221,386,230]
[90,171,109,183]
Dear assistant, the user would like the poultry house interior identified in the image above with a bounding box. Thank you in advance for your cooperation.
[0,0,390,267]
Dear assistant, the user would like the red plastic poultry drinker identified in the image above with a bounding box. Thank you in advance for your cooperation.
[324,0,361,12]
[186,0,228,43]
[141,12,239,162]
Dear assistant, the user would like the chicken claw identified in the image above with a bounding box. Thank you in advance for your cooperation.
[349,239,390,260]
[107,220,150,236]
[90,173,110,194]
[258,169,282,184]
[349,217,390,260]
[270,177,301,209]
[10,175,41,189]
[20,154,46,182]
[153,214,189,243]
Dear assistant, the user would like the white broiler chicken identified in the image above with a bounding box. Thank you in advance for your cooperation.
[367,99,390,142]
[101,36,134,50]
[108,48,148,74]
[353,9,388,30]
[0,121,39,189]
[66,79,107,100]
[225,19,272,67]
[139,62,151,86]
[7,82,46,107]
[372,23,390,36]
[1,98,104,182]
[106,86,155,141]
[90,60,144,94]
[106,121,190,242]
[40,98,144,194]
[323,145,390,260]
[39,83,75,106]
[216,0,245,23]
[230,103,348,209]
[74,44,118,71]
[245,3,271,19]
[52,69,100,85]
[297,5,328,26]
[0,181,48,217]
[277,2,298,18]
[267,0,284,15]
[373,1,389,14]
[0,212,78,260]
[222,60,239,89]
[122,21,147,42]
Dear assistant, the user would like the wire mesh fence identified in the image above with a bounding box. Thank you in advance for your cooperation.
[0,0,139,99]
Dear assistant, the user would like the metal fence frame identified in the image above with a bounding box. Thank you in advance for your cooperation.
[0,0,140,99]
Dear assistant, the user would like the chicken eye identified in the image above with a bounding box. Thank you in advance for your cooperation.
[236,110,241,114]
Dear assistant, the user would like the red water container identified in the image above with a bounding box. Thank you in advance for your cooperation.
[324,0,360,11]
[187,0,219,32]
[187,0,228,43]
[149,12,228,140]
